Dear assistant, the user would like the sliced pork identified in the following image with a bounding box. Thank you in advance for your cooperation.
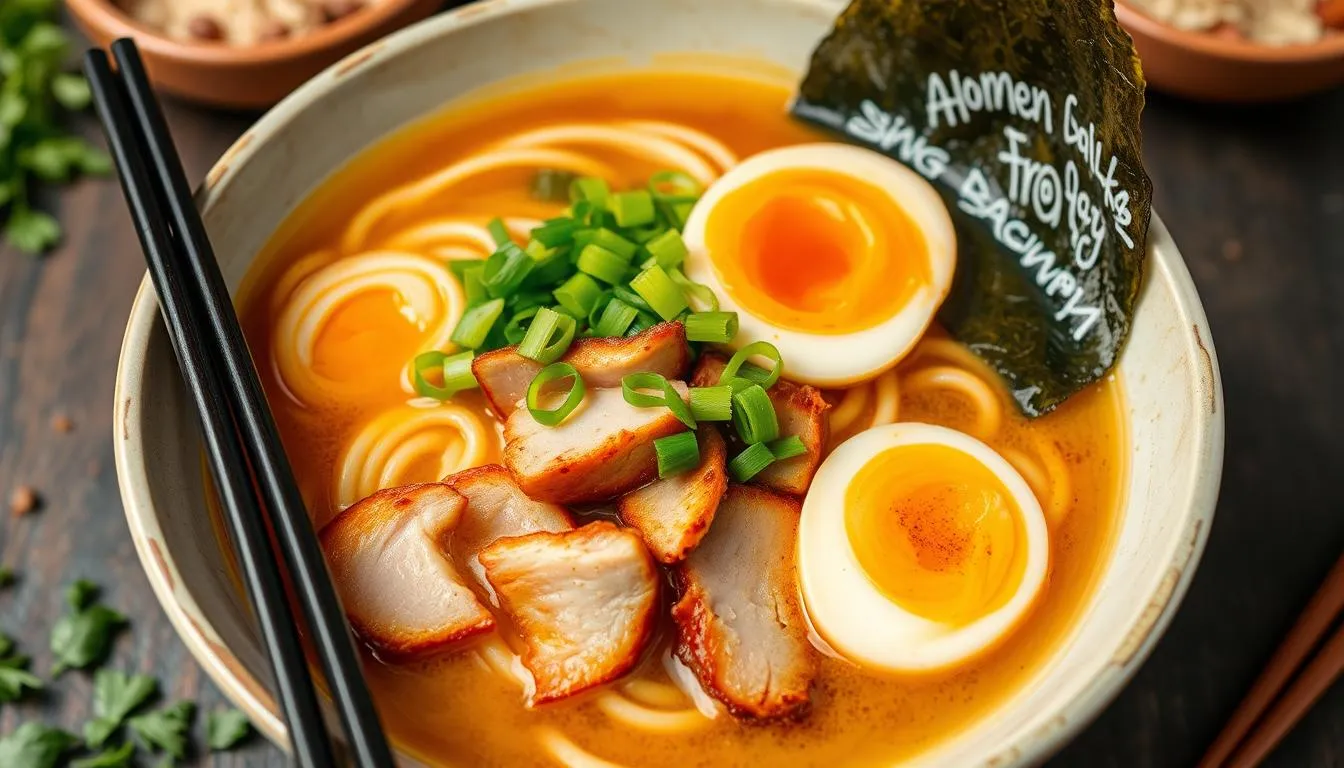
[617,426,727,563]
[479,522,660,705]
[320,484,494,657]
[442,464,574,600]
[692,354,829,495]
[672,484,816,720]
[503,384,689,505]
[474,321,692,417]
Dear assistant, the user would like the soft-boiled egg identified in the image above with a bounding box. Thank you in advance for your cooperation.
[682,143,956,387]
[798,423,1049,674]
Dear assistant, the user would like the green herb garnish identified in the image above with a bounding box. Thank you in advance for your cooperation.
[0,0,110,254]
[50,581,125,675]
[0,723,78,768]
[128,700,195,760]
[84,669,158,747]
[70,742,135,768]
[0,633,43,703]
[205,708,252,751]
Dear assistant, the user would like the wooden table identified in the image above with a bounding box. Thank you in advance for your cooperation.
[1,37,1341,768]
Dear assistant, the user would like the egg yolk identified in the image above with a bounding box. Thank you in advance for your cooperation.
[845,444,1029,626]
[313,289,423,385]
[702,167,931,334]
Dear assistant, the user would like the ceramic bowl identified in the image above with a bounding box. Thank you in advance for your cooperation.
[112,0,1225,765]
[1116,1,1344,102]
[66,0,442,109]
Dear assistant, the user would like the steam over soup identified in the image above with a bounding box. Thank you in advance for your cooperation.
[237,70,1127,767]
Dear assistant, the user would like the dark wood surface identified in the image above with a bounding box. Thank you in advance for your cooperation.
[1,23,1342,768]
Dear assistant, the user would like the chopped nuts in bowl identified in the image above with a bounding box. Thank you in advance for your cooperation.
[67,0,443,109]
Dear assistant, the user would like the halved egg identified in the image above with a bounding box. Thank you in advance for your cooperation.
[798,423,1049,674]
[682,143,956,387]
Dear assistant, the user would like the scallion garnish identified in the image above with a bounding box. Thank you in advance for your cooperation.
[648,170,702,202]
[486,217,511,247]
[668,267,718,311]
[576,243,631,285]
[503,306,542,345]
[684,311,738,343]
[593,297,639,337]
[461,264,488,306]
[728,442,776,483]
[630,265,689,321]
[719,341,783,389]
[523,243,574,288]
[731,384,779,444]
[610,190,656,228]
[526,363,586,426]
[768,435,808,461]
[654,431,700,478]
[518,307,577,364]
[553,273,604,317]
[688,385,733,422]
[451,298,506,349]
[569,177,610,205]
[482,243,535,298]
[621,373,696,429]
[531,169,577,202]
[585,228,638,260]
[611,284,655,315]
[412,350,477,400]
[531,217,579,247]
[643,229,688,270]
[627,310,661,337]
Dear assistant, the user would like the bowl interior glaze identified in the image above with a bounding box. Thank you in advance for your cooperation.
[112,1,1225,765]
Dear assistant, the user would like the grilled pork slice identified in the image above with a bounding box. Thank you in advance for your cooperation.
[320,484,494,657]
[672,484,816,720]
[692,354,829,495]
[617,426,727,563]
[503,384,689,505]
[442,464,574,599]
[474,321,692,417]
[479,522,660,705]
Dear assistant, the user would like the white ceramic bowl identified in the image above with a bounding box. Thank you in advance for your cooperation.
[112,1,1225,765]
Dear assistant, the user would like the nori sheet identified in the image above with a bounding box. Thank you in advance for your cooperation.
[792,0,1152,416]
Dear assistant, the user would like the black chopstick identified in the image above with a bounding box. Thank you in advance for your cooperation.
[86,41,394,768]
[105,40,395,768]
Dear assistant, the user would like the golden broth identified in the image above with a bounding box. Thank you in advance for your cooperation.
[237,70,1127,767]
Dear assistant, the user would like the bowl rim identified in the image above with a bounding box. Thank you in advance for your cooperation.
[112,0,1225,763]
[65,0,429,65]
[1114,0,1344,63]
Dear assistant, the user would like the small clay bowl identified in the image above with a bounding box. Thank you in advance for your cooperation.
[66,0,443,109]
[1116,0,1344,102]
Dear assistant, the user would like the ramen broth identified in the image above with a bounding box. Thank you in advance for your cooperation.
[238,71,1126,767]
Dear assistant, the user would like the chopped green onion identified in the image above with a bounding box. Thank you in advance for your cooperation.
[487,217,511,247]
[663,200,695,231]
[531,217,579,247]
[576,244,630,284]
[610,190,656,228]
[553,273,605,317]
[504,306,542,345]
[648,170,702,202]
[518,307,577,364]
[719,341,783,390]
[451,298,506,349]
[507,290,552,313]
[630,265,689,321]
[411,350,477,400]
[668,268,718,311]
[732,384,779,444]
[460,264,488,306]
[627,310,661,336]
[585,228,637,260]
[448,259,479,281]
[531,169,577,202]
[643,229,688,270]
[621,372,669,408]
[684,311,738,343]
[728,442,775,483]
[611,284,655,315]
[655,431,700,478]
[629,224,668,245]
[569,177,610,205]
[725,376,756,393]
[482,243,535,298]
[526,363,586,426]
[663,385,696,429]
[523,245,574,288]
[768,435,808,461]
[593,297,639,337]
[688,385,733,422]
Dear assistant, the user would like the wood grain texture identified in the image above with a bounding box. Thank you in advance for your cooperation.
[1,24,1341,768]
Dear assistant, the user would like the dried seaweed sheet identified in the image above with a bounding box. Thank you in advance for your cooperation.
[792,0,1152,416]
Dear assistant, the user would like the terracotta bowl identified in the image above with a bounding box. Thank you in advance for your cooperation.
[66,0,443,109]
[1116,1,1344,102]
[113,0,1225,764]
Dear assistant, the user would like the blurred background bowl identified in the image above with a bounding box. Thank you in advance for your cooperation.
[66,0,443,109]
[1115,0,1344,102]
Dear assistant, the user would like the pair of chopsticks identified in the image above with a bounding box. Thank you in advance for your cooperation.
[85,40,394,768]
[1199,551,1344,767]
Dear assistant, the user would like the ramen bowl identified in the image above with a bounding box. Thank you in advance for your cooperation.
[112,0,1224,765]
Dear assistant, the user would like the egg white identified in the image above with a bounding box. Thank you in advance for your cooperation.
[797,423,1050,674]
[682,143,957,387]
